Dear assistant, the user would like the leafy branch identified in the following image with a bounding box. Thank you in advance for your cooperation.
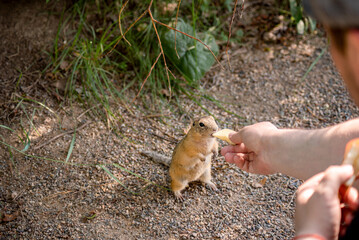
[107,0,225,102]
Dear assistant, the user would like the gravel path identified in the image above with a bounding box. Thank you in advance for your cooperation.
[1,1,359,240]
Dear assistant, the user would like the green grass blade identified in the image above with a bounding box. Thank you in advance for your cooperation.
[301,47,327,81]
[100,165,138,195]
[1,123,28,146]
[17,97,60,123]
[20,104,40,137]
[8,146,15,170]
[20,132,31,153]
[0,139,91,167]
[15,71,23,92]
[0,135,17,172]
[0,125,15,132]
[112,163,170,191]
[65,129,76,163]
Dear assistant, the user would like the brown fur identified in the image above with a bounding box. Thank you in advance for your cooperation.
[169,116,219,199]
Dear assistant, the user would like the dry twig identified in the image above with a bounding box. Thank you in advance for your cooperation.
[174,0,182,59]
[132,52,162,103]
[33,121,91,150]
[106,9,149,57]
[107,0,225,101]
[153,19,224,69]
[148,0,171,98]
[226,0,246,70]
[144,113,170,118]
[76,104,101,121]
[119,0,131,46]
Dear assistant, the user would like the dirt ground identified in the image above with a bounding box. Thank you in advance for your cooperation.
[1,1,359,240]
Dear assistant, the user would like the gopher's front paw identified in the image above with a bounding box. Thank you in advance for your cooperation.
[206,181,218,191]
[173,191,184,201]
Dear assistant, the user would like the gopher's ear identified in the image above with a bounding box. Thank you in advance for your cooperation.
[183,121,193,134]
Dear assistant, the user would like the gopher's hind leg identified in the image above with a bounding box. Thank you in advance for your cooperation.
[199,168,217,191]
[171,178,188,200]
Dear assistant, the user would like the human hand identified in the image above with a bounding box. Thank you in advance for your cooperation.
[295,165,359,239]
[220,122,278,175]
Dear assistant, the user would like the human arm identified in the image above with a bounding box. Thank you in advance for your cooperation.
[221,118,359,180]
[294,165,358,239]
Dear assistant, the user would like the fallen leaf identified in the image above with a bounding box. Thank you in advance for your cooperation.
[0,211,19,222]
[259,177,267,186]
[253,177,267,188]
[160,89,170,97]
[60,60,69,70]
[81,211,97,223]
[266,49,275,61]
[52,79,67,91]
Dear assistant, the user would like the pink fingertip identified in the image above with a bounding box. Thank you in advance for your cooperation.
[233,155,242,164]
[224,153,234,164]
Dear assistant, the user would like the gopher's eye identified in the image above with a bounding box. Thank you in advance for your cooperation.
[193,122,195,126]
[199,122,205,127]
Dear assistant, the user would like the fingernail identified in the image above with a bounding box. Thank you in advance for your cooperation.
[229,132,236,138]
[342,164,354,173]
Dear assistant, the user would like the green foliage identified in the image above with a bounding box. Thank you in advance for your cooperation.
[219,28,243,44]
[287,0,316,34]
[0,99,52,171]
[289,0,302,24]
[46,0,229,118]
[45,0,322,121]
[48,2,126,125]
[46,1,260,120]
[162,19,219,85]
[123,20,174,100]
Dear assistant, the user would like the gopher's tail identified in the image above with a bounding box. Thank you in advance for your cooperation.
[141,150,171,167]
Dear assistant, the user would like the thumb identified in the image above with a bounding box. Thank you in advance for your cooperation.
[229,131,242,145]
[320,165,354,191]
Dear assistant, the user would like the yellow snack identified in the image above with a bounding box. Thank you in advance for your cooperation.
[342,138,359,186]
[212,129,236,145]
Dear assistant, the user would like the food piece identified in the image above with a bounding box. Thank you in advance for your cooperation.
[342,138,359,186]
[212,129,236,145]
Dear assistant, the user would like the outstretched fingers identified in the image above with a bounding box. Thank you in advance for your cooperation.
[221,143,248,156]
[319,165,354,193]
[224,152,255,171]
[342,187,359,210]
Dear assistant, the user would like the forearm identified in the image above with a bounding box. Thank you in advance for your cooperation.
[268,118,359,180]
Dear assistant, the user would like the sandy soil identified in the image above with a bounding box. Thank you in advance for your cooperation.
[1,1,359,239]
